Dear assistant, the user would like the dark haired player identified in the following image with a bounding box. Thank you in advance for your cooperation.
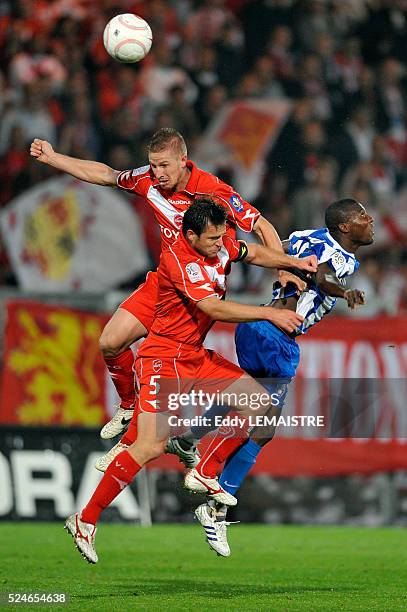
[31,128,304,445]
[175,199,374,556]
[63,199,317,563]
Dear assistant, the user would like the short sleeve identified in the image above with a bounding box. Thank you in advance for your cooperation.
[222,236,248,263]
[326,250,355,279]
[211,181,261,232]
[167,250,217,302]
[116,166,151,196]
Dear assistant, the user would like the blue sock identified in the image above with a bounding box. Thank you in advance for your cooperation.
[190,404,230,439]
[219,439,262,495]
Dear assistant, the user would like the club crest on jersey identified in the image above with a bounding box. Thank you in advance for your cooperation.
[173,214,183,229]
[230,194,244,212]
[152,359,162,373]
[186,262,204,283]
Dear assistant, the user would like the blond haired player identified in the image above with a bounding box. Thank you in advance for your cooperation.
[30,128,307,445]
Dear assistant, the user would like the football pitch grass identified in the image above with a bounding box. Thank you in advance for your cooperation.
[0,523,406,611]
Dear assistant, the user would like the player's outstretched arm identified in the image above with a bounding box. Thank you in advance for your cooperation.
[29,139,119,186]
[316,263,365,309]
[244,243,318,274]
[197,297,303,334]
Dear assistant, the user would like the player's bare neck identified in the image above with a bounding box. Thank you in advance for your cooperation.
[174,167,191,192]
[334,233,358,254]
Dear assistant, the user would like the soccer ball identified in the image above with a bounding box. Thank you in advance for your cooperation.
[103,14,152,63]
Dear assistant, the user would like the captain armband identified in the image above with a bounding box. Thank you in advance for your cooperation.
[235,240,249,261]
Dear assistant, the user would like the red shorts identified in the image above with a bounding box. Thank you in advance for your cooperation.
[119,271,158,330]
[136,339,244,414]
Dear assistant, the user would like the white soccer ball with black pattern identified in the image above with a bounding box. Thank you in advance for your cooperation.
[103,14,152,63]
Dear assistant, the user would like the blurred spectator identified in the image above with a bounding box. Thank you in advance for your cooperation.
[163,85,199,141]
[375,58,406,136]
[331,106,376,179]
[197,83,227,129]
[334,36,364,95]
[0,81,56,154]
[140,40,197,106]
[292,156,338,228]
[294,54,332,119]
[0,0,405,312]
[267,25,295,83]
[190,46,220,103]
[216,22,245,89]
[240,55,285,99]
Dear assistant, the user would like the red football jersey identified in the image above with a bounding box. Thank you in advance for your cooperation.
[138,233,246,352]
[116,161,260,249]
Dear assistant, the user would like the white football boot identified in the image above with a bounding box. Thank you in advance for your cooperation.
[194,503,233,557]
[165,436,200,468]
[184,468,237,506]
[100,406,134,439]
[64,513,98,564]
[94,441,129,472]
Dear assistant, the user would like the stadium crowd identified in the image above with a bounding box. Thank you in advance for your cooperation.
[0,0,406,313]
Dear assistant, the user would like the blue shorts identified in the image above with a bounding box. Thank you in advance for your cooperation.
[235,321,300,381]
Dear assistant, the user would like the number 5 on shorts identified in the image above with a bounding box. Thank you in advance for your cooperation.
[149,375,160,396]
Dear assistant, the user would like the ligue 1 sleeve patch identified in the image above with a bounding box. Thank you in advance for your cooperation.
[331,251,346,270]
[186,262,205,283]
[229,194,244,212]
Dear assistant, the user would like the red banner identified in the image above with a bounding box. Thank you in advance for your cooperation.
[1,301,407,476]
[0,301,109,426]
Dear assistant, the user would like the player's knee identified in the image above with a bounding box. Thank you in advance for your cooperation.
[99,327,123,357]
[130,439,165,463]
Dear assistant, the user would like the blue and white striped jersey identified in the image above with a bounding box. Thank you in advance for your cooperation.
[272,227,359,335]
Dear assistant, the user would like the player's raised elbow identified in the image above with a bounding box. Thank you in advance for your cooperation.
[243,243,259,264]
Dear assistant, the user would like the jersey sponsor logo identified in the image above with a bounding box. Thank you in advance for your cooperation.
[229,194,244,212]
[152,359,162,373]
[332,251,346,269]
[159,225,179,241]
[168,199,188,206]
[186,262,205,283]
[131,165,150,176]
[173,214,184,228]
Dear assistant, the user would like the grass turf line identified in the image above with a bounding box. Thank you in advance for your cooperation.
[0,523,406,611]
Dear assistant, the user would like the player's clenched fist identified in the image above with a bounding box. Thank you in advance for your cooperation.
[30,139,54,163]
[298,255,318,273]
[265,308,304,334]
[345,289,365,309]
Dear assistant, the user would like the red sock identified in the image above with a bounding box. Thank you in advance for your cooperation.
[197,433,247,478]
[81,451,141,525]
[105,349,138,410]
